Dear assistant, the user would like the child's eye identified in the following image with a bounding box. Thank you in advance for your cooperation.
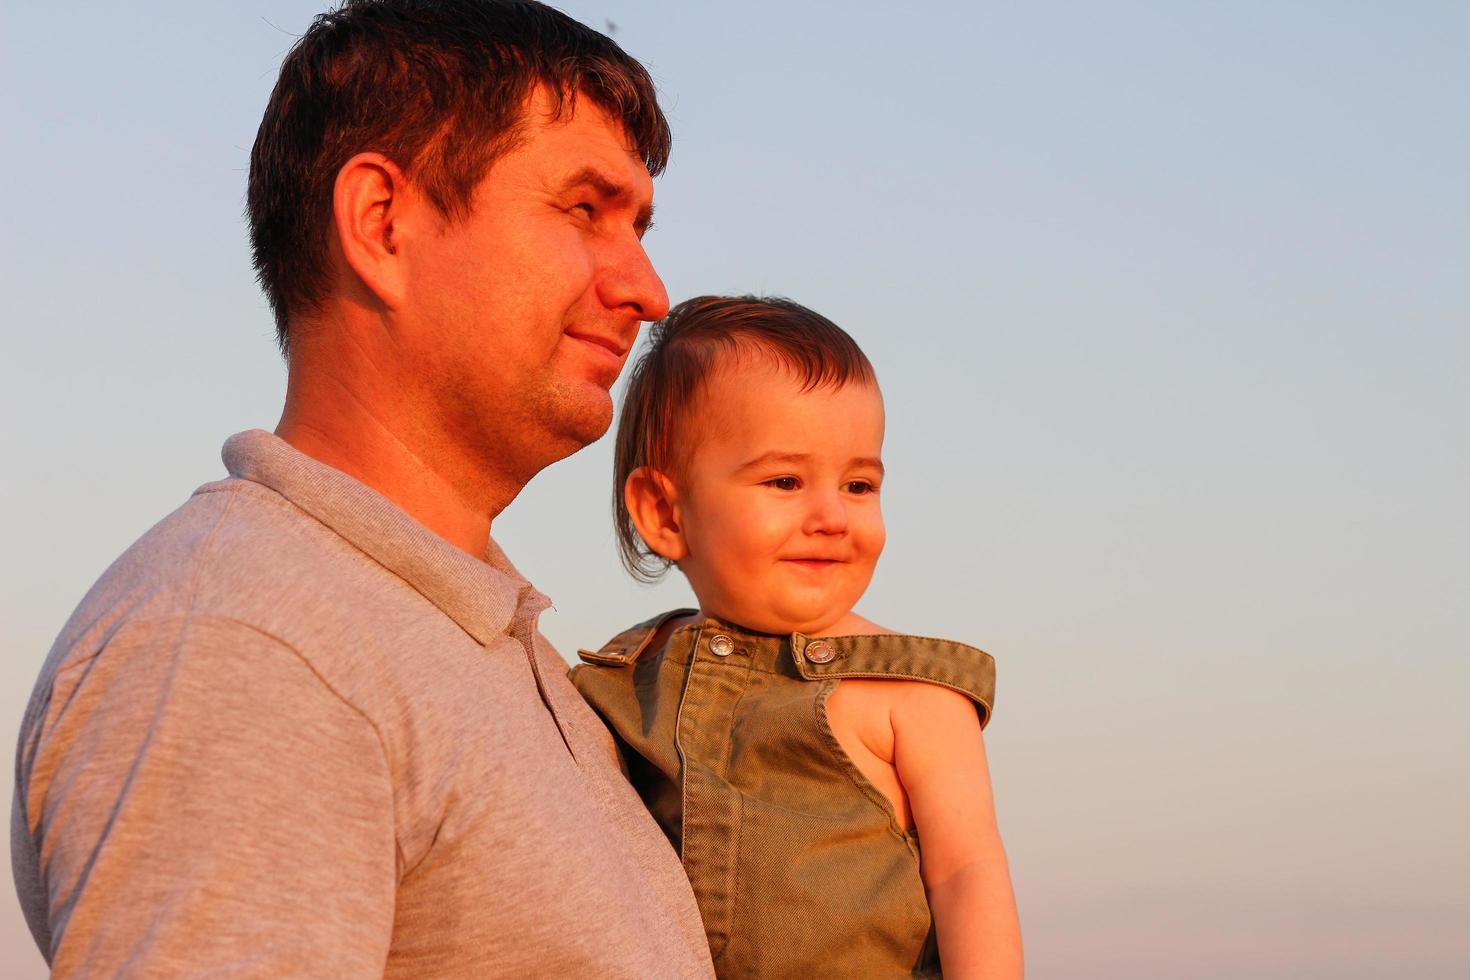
[766,476,800,491]
[845,480,878,495]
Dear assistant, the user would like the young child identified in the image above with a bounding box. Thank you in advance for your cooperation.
[571,296,1022,978]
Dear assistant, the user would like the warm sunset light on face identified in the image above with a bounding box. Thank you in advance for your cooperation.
[408,88,668,460]
[670,361,886,636]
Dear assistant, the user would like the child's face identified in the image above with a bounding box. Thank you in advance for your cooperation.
[671,358,886,635]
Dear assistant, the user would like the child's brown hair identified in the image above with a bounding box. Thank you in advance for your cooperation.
[613,294,876,581]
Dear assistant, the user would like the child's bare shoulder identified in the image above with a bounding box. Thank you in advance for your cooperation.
[824,621,990,729]
[837,675,978,719]
[826,622,982,727]
[888,679,984,727]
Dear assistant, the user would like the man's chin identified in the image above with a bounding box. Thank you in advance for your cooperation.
[511,381,617,470]
[552,392,616,451]
[565,413,613,449]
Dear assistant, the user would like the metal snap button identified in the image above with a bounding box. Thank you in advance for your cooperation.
[709,634,735,657]
[805,640,836,664]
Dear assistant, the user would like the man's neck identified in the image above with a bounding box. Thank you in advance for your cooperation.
[276,366,513,560]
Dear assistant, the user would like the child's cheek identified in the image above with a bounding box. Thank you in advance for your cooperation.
[751,513,793,553]
[866,517,887,557]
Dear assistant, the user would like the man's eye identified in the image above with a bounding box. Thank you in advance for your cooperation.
[766,477,800,491]
[571,202,595,217]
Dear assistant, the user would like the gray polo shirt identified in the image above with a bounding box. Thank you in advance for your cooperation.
[11,430,715,978]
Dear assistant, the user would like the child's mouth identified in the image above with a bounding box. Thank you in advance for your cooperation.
[784,558,842,569]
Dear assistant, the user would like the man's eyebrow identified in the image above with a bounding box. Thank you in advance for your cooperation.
[562,165,629,199]
[561,165,656,234]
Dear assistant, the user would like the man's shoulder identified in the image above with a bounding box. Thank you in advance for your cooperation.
[41,477,396,682]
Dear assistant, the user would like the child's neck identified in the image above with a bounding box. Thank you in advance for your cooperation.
[695,607,893,638]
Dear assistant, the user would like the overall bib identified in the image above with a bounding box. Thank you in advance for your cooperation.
[572,612,996,978]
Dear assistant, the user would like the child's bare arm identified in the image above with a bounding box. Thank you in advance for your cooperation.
[892,683,1023,979]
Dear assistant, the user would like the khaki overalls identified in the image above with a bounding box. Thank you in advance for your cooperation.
[571,611,996,978]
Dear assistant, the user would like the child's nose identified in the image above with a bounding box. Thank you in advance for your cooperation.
[802,491,849,536]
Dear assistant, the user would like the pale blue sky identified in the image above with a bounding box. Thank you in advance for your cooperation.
[3,2,1467,977]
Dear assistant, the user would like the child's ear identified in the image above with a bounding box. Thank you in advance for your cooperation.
[625,467,688,563]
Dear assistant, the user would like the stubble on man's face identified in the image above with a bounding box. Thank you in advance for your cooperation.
[400,87,668,495]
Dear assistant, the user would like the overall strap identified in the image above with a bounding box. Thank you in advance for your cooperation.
[577,608,699,666]
[788,632,996,727]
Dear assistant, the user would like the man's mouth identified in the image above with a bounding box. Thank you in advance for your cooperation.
[564,329,630,361]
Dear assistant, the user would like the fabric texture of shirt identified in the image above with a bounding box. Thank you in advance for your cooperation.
[572,612,996,979]
[11,430,715,979]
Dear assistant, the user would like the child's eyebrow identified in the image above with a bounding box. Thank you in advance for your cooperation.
[735,452,885,474]
[735,451,810,473]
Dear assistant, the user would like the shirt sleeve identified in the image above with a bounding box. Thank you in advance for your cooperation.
[15,614,397,978]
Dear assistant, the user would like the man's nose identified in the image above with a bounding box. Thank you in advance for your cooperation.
[599,234,670,322]
[802,489,849,536]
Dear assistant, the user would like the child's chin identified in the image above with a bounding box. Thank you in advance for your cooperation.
[756,608,849,637]
[711,606,811,636]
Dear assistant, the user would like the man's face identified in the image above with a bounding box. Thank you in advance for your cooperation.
[671,358,887,636]
[403,87,668,480]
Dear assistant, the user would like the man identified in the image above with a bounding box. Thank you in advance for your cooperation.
[11,2,715,975]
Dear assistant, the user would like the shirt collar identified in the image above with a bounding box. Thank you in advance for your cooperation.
[219,429,542,646]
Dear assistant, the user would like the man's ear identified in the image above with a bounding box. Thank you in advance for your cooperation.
[332,152,410,312]
[625,467,688,563]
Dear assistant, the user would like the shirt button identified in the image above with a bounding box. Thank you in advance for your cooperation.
[709,634,735,657]
[805,640,836,664]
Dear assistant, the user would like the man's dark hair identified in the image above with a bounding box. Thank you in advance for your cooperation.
[613,295,877,582]
[247,0,671,352]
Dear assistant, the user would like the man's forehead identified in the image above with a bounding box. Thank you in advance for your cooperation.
[522,87,648,165]
[532,117,653,196]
